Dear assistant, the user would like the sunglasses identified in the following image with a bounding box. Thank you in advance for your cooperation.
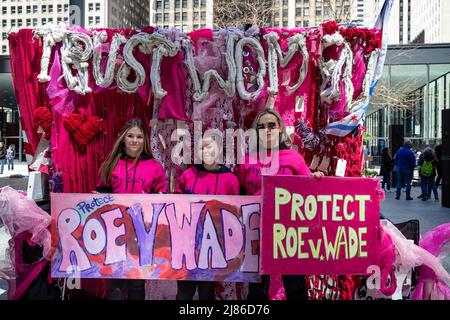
[257,122,278,130]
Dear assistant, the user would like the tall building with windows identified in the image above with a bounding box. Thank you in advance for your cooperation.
[149,0,212,32]
[0,0,150,55]
[273,0,353,28]
[0,0,71,55]
[410,0,450,44]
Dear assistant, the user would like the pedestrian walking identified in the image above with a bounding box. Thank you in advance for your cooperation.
[394,140,416,200]
[418,147,439,201]
[380,147,394,192]
[6,144,15,171]
[0,141,6,175]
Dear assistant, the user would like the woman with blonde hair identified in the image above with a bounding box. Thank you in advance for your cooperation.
[234,108,323,300]
[97,118,167,299]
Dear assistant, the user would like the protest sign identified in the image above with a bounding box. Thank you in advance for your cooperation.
[261,176,381,275]
[51,193,261,282]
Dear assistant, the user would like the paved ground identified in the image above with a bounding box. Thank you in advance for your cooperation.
[0,164,449,300]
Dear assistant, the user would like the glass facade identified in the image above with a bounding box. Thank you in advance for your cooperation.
[366,46,450,165]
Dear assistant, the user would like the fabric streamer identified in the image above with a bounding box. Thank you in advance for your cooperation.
[382,220,450,300]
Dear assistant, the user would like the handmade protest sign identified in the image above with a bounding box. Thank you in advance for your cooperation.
[261,176,381,275]
[51,193,261,282]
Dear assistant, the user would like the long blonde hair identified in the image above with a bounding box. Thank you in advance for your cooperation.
[99,118,152,184]
[252,108,292,148]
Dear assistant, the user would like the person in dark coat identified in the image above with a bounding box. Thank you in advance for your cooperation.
[380,147,394,192]
[418,147,439,201]
[394,140,416,200]
[435,144,442,187]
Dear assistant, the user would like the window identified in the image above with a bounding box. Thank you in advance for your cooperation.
[95,16,100,25]
[95,3,100,11]
[26,18,31,26]
[182,12,187,20]
[303,8,309,16]
[296,8,302,16]
[283,9,288,17]
[316,8,322,15]
[164,0,169,9]
[88,16,93,25]
[201,0,206,7]
[182,0,187,8]
[32,5,37,13]
[88,3,93,11]
[18,6,22,14]
[11,20,16,27]
[163,13,169,21]
[201,11,206,20]
[194,0,199,7]
[175,0,180,8]
[64,4,69,12]
[1,7,6,15]
[57,4,62,13]
[303,20,309,27]
[156,1,162,9]
[48,18,53,24]
[17,19,22,27]
[26,5,30,13]
[11,6,16,14]
[1,20,6,28]
[175,12,180,21]
[2,45,7,54]
[48,5,53,13]
[42,18,46,25]
[155,13,162,22]
[2,33,7,40]
[32,18,37,26]
[193,12,199,21]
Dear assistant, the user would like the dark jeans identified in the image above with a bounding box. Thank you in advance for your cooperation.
[0,159,4,174]
[382,172,391,190]
[396,170,412,198]
[176,281,216,300]
[247,275,307,301]
[7,158,13,170]
[109,279,146,300]
[421,176,438,200]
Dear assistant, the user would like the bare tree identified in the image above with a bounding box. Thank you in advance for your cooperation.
[212,0,275,28]
[323,0,357,24]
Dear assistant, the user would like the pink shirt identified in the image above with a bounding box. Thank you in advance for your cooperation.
[176,165,240,195]
[97,157,167,194]
[234,148,311,195]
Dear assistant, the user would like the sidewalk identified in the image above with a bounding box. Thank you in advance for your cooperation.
[0,161,29,191]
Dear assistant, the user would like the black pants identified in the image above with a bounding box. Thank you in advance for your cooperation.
[109,279,146,300]
[436,169,442,187]
[247,275,307,301]
[381,172,391,190]
[176,280,216,300]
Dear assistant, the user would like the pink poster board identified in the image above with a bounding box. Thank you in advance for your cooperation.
[261,176,381,275]
[51,193,261,282]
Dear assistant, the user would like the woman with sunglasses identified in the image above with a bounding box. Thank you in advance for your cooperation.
[234,108,323,301]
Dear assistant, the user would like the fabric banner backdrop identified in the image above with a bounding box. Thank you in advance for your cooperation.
[261,176,382,275]
[51,193,261,282]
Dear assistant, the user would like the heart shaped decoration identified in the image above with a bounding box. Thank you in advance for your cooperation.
[33,107,52,140]
[63,113,105,151]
